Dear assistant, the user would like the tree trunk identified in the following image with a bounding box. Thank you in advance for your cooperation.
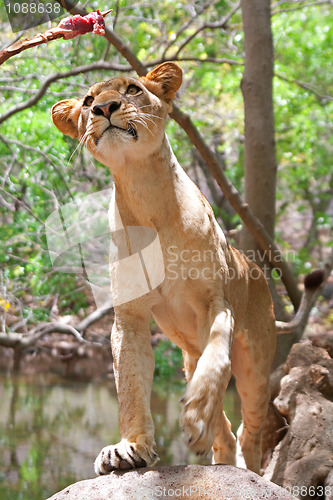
[239,0,277,258]
[239,0,296,365]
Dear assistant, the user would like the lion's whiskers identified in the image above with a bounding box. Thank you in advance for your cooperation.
[133,116,155,136]
[69,132,87,163]
[129,110,163,137]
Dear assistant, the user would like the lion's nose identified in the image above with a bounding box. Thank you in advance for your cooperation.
[92,100,121,119]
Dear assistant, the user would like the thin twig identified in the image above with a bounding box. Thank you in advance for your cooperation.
[276,73,333,102]
[0,134,75,201]
[0,186,45,225]
[174,2,241,58]
[161,0,213,59]
[0,61,133,125]
[272,0,333,15]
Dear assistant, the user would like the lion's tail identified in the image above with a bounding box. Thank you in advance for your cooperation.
[275,269,325,334]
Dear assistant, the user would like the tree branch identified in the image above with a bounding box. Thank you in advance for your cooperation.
[0,323,85,348]
[0,134,75,201]
[276,249,333,335]
[0,300,113,349]
[0,186,45,225]
[173,2,241,58]
[161,0,214,59]
[76,300,113,334]
[0,61,135,125]
[54,0,148,76]
[272,0,333,16]
[276,73,333,103]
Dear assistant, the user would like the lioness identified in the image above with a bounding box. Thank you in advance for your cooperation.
[52,62,320,475]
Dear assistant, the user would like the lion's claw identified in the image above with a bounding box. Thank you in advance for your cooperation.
[94,438,158,475]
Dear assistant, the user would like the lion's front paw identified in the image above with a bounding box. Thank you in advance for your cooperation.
[94,438,158,475]
[180,381,217,457]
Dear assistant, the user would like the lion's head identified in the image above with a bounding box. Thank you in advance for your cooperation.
[52,62,182,169]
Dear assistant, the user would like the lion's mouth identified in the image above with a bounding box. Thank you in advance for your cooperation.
[107,124,137,139]
[94,124,138,146]
[126,125,137,138]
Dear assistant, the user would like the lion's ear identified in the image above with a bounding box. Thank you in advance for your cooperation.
[140,62,182,103]
[51,99,82,139]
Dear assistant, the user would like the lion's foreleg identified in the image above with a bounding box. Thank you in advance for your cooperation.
[180,307,234,458]
[94,316,157,475]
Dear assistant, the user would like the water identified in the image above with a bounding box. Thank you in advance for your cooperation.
[0,374,241,500]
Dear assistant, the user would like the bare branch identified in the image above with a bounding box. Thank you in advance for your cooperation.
[0,55,243,125]
[276,249,333,334]
[172,56,242,66]
[26,322,87,345]
[161,0,214,59]
[0,300,113,349]
[0,134,75,201]
[276,73,333,103]
[173,2,241,58]
[0,185,45,225]
[0,61,134,125]
[76,300,113,334]
[0,323,85,349]
[272,0,333,15]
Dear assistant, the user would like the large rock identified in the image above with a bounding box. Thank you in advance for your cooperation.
[47,464,296,499]
[263,342,333,499]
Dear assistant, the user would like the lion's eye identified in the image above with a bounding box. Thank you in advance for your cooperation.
[83,96,94,107]
[126,85,141,96]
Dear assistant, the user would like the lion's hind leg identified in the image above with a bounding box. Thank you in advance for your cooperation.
[180,306,234,457]
[231,327,275,474]
[212,409,236,465]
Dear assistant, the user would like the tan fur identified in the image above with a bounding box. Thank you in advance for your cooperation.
[52,62,281,475]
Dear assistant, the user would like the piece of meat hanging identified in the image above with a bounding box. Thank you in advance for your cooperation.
[55,9,112,39]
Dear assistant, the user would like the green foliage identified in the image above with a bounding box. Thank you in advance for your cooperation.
[272,6,333,269]
[153,340,184,382]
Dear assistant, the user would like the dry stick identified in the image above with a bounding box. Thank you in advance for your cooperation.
[76,300,113,334]
[174,2,241,59]
[161,0,215,59]
[0,31,64,65]
[0,61,134,125]
[56,0,303,309]
[0,324,85,348]
[1,299,114,349]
